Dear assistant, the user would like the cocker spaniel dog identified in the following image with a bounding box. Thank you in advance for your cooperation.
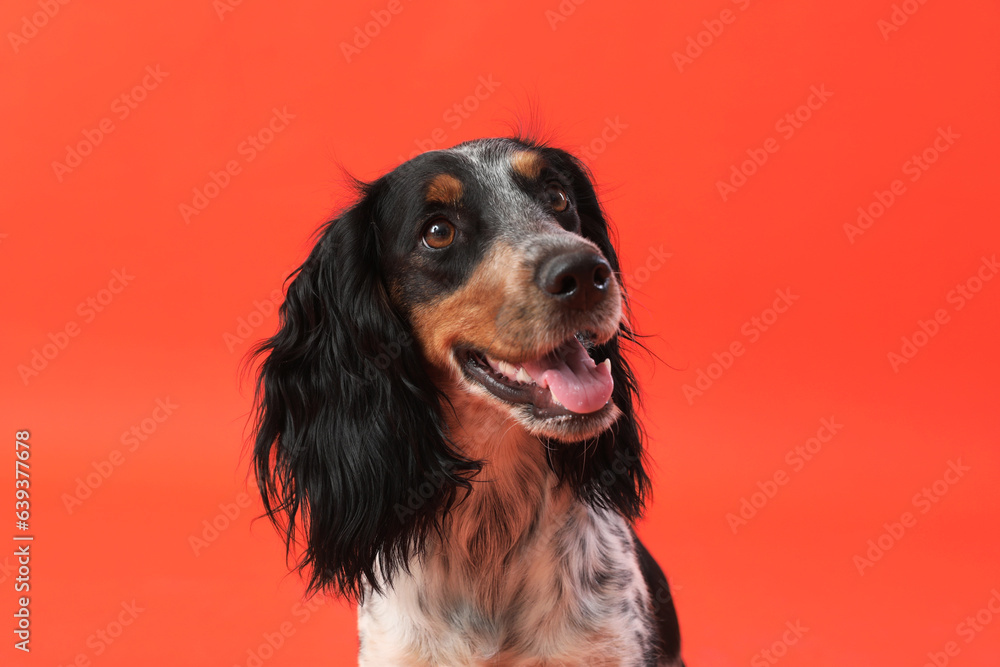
[250,137,684,666]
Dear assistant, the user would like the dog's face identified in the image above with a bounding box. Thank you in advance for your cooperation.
[373,139,623,442]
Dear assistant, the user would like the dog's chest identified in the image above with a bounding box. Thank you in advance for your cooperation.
[357,500,654,666]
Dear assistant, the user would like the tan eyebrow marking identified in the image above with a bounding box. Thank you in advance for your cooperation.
[510,150,546,180]
[425,173,463,205]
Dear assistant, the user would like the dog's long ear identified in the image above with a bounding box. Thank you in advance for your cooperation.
[249,182,478,600]
[539,147,651,521]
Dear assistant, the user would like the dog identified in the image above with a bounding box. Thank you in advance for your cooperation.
[250,137,684,666]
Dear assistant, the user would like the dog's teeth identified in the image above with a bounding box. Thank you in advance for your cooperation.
[602,358,611,371]
[516,367,533,383]
[497,360,518,379]
[550,389,564,407]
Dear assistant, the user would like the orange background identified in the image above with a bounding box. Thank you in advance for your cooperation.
[3,1,999,665]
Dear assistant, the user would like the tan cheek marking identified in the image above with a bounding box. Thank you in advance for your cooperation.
[425,173,463,205]
[409,244,521,369]
[510,150,546,180]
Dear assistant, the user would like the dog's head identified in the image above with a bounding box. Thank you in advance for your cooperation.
[251,137,649,598]
[387,139,627,441]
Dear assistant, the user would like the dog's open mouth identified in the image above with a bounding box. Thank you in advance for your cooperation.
[459,334,614,418]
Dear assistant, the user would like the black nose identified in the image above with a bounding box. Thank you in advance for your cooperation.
[537,250,613,310]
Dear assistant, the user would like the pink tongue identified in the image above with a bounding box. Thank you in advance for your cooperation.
[521,338,613,414]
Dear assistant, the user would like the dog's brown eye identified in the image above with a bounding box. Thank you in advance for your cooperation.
[546,184,569,213]
[423,218,455,249]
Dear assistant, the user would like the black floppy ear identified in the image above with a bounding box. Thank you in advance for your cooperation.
[249,183,477,600]
[539,147,651,520]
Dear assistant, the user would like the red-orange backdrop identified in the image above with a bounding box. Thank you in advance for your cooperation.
[2,1,999,665]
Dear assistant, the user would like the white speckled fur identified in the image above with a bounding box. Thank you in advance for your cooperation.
[357,395,656,666]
